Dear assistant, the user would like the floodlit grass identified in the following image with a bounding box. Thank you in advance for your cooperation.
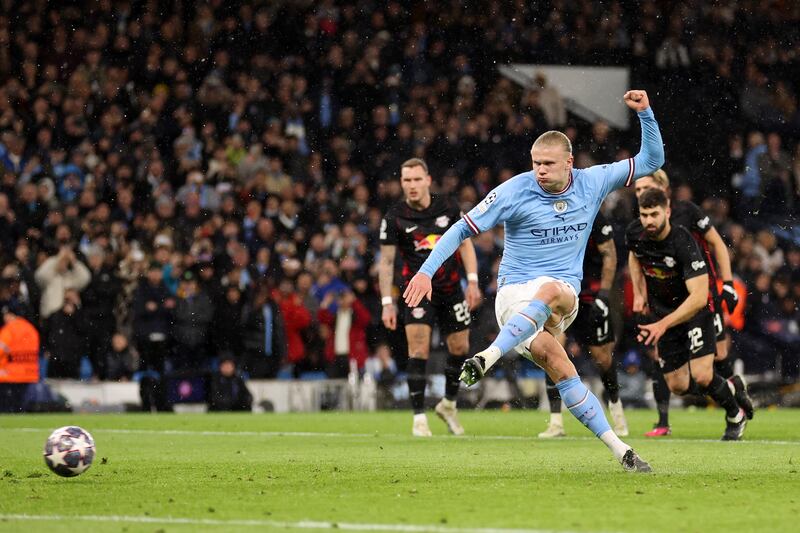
[0,409,798,532]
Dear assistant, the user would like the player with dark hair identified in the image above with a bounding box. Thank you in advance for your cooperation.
[379,158,481,437]
[539,211,628,438]
[404,90,662,472]
[627,188,747,440]
[633,170,753,436]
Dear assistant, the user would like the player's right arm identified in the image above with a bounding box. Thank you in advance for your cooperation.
[379,244,398,330]
[627,251,648,313]
[404,181,516,307]
[379,210,399,330]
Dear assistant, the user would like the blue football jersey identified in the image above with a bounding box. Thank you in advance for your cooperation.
[418,108,664,294]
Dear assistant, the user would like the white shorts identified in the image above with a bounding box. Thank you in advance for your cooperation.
[494,276,580,358]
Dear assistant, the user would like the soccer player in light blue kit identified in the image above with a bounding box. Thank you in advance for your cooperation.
[404,90,663,472]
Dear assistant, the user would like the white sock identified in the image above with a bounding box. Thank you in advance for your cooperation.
[439,398,456,409]
[413,413,428,424]
[727,409,744,424]
[550,413,564,427]
[479,346,503,370]
[599,429,631,462]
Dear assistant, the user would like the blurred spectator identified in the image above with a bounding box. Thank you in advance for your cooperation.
[318,289,370,377]
[273,278,312,370]
[0,303,40,412]
[208,354,253,412]
[80,245,121,379]
[171,270,215,371]
[34,244,90,319]
[617,351,647,408]
[212,285,245,357]
[240,281,286,378]
[43,289,84,379]
[104,333,137,382]
[132,261,175,376]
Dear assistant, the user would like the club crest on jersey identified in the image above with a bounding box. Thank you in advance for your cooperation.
[435,215,450,228]
[664,256,676,268]
[411,307,426,319]
[553,200,568,214]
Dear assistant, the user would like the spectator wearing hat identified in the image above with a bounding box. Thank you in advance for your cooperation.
[171,269,215,371]
[618,351,648,408]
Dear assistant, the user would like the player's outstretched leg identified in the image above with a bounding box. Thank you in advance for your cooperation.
[539,375,565,438]
[532,331,651,473]
[715,356,754,420]
[557,376,651,473]
[646,371,672,437]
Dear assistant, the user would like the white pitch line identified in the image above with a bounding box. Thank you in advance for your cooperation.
[0,513,597,533]
[6,426,800,446]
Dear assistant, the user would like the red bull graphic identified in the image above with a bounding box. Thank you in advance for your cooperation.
[642,265,677,280]
[414,234,442,252]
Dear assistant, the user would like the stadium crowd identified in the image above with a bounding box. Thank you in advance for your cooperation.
[0,0,798,389]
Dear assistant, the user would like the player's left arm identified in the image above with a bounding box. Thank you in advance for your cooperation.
[704,227,739,311]
[597,90,665,196]
[457,238,482,310]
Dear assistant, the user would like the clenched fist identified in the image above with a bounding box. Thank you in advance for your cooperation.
[624,90,650,112]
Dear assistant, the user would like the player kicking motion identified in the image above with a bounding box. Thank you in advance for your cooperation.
[540,211,629,438]
[380,158,481,437]
[633,170,754,437]
[627,188,747,440]
[405,90,662,472]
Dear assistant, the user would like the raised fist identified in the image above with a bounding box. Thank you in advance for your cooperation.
[624,90,650,112]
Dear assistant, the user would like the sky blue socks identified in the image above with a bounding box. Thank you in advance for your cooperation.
[557,376,612,437]
[491,300,552,355]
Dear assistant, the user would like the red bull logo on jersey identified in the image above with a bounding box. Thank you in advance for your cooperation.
[414,234,442,251]
[642,265,677,280]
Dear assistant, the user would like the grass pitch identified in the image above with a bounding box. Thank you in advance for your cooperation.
[0,408,798,533]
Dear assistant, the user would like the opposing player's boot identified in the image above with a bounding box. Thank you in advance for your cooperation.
[621,449,653,473]
[644,425,671,437]
[459,354,487,386]
[434,399,465,435]
[730,375,754,420]
[412,414,432,437]
[721,409,746,441]
[537,419,566,438]
[608,399,629,437]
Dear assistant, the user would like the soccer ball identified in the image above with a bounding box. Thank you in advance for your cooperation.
[43,426,96,477]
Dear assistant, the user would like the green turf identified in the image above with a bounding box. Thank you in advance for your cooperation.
[1,409,798,533]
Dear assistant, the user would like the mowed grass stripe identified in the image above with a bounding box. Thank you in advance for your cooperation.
[0,513,596,533]
[7,426,800,446]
